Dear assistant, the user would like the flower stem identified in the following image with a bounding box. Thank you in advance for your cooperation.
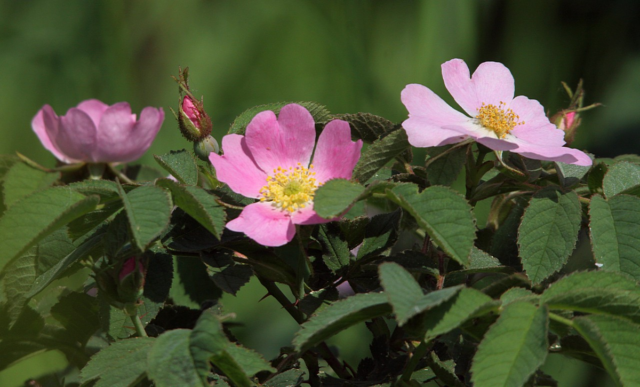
[400,341,430,382]
[256,276,352,380]
[126,304,148,338]
[549,312,574,327]
[107,163,135,184]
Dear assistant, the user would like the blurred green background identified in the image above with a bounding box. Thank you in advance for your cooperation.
[1,0,638,385]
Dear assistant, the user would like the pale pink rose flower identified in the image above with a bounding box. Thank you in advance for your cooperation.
[401,59,592,166]
[32,99,164,164]
[210,104,363,247]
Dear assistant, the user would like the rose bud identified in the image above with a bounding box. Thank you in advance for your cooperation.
[176,95,212,142]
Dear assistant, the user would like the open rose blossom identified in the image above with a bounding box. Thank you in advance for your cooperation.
[401,59,592,166]
[32,99,164,164]
[210,104,362,247]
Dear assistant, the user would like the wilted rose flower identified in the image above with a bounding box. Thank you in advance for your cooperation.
[401,59,592,166]
[32,99,164,164]
[210,104,362,247]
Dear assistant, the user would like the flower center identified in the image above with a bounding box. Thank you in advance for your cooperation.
[260,163,319,213]
[475,101,524,138]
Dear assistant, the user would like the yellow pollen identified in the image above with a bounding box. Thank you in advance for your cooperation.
[259,163,320,213]
[475,101,524,138]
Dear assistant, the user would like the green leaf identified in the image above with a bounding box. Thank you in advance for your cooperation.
[589,195,640,280]
[99,295,160,341]
[387,184,475,266]
[156,178,225,239]
[229,101,331,135]
[293,292,392,353]
[50,291,100,346]
[540,270,640,324]
[426,353,464,387]
[356,209,401,260]
[202,251,252,296]
[518,188,582,284]
[425,145,468,186]
[147,329,208,387]
[603,161,640,198]
[154,149,199,186]
[333,112,396,143]
[69,179,120,199]
[80,337,155,387]
[313,179,365,219]
[588,162,608,194]
[555,160,592,188]
[170,256,222,309]
[465,247,504,272]
[573,314,640,387]
[124,164,168,182]
[379,262,461,325]
[264,369,305,387]
[67,200,123,240]
[422,287,496,340]
[471,302,549,387]
[317,223,351,273]
[27,227,105,298]
[0,187,99,274]
[117,183,172,251]
[224,343,277,378]
[2,162,57,208]
[352,129,410,183]
[3,250,37,324]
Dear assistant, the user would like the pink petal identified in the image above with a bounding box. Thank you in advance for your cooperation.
[477,136,592,166]
[100,106,163,163]
[76,99,109,128]
[92,102,136,162]
[245,104,316,174]
[31,105,76,163]
[209,134,268,198]
[403,117,470,147]
[401,84,471,124]
[508,96,566,147]
[57,108,98,162]
[311,120,362,183]
[290,204,332,225]
[226,202,295,247]
[442,59,514,116]
[508,137,593,166]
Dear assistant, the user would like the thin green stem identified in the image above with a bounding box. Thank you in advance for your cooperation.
[107,163,135,184]
[126,305,148,337]
[549,312,574,327]
[256,276,352,379]
[401,341,430,382]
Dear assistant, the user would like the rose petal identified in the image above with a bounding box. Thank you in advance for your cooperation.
[245,104,316,174]
[57,108,98,162]
[403,117,470,147]
[76,99,109,128]
[226,202,295,247]
[31,105,76,163]
[311,120,362,183]
[209,134,267,198]
[442,59,514,116]
[401,84,471,124]
[102,106,164,163]
[290,204,332,225]
[507,137,593,166]
[92,102,136,162]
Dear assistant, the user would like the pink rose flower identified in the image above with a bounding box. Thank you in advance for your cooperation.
[401,59,592,166]
[32,99,164,164]
[210,104,362,247]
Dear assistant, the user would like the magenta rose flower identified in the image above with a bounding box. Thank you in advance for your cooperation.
[32,99,164,164]
[401,59,592,166]
[210,104,362,247]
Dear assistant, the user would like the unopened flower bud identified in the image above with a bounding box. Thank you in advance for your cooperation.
[551,110,581,145]
[194,135,220,161]
[96,256,146,309]
[177,95,213,142]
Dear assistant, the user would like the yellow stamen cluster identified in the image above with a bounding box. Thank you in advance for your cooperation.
[260,163,319,213]
[475,101,524,138]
